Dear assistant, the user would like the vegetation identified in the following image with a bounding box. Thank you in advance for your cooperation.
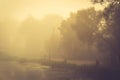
[0,0,120,80]
[92,0,120,67]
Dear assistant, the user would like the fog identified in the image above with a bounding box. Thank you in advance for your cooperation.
[0,0,95,59]
[0,0,120,80]
[0,15,63,58]
[0,0,93,21]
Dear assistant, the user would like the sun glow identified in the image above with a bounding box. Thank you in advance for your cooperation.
[9,0,93,21]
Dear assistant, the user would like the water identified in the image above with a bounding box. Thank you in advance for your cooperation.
[0,61,81,80]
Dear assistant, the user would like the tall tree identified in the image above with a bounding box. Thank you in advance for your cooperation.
[93,0,120,66]
[72,8,101,44]
[59,8,101,60]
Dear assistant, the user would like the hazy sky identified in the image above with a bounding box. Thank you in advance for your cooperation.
[0,0,104,58]
[0,0,93,21]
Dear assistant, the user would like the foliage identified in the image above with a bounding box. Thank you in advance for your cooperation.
[93,0,120,66]
[59,8,101,60]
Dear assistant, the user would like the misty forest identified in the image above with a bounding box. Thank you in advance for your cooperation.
[0,0,120,80]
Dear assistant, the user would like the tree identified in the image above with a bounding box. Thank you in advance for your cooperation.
[59,8,101,61]
[93,0,120,66]
[92,0,120,4]
[45,33,61,60]
[72,7,101,44]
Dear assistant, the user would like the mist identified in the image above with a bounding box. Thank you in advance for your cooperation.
[0,15,63,58]
[0,0,120,80]
[0,0,95,59]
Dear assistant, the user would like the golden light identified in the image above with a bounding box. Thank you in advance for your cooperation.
[0,0,101,58]
[10,0,93,21]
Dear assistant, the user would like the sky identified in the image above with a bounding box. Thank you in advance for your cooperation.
[0,0,93,21]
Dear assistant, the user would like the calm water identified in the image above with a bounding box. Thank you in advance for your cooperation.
[0,61,85,80]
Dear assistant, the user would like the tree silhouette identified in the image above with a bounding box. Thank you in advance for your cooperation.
[93,0,120,67]
[59,8,101,61]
